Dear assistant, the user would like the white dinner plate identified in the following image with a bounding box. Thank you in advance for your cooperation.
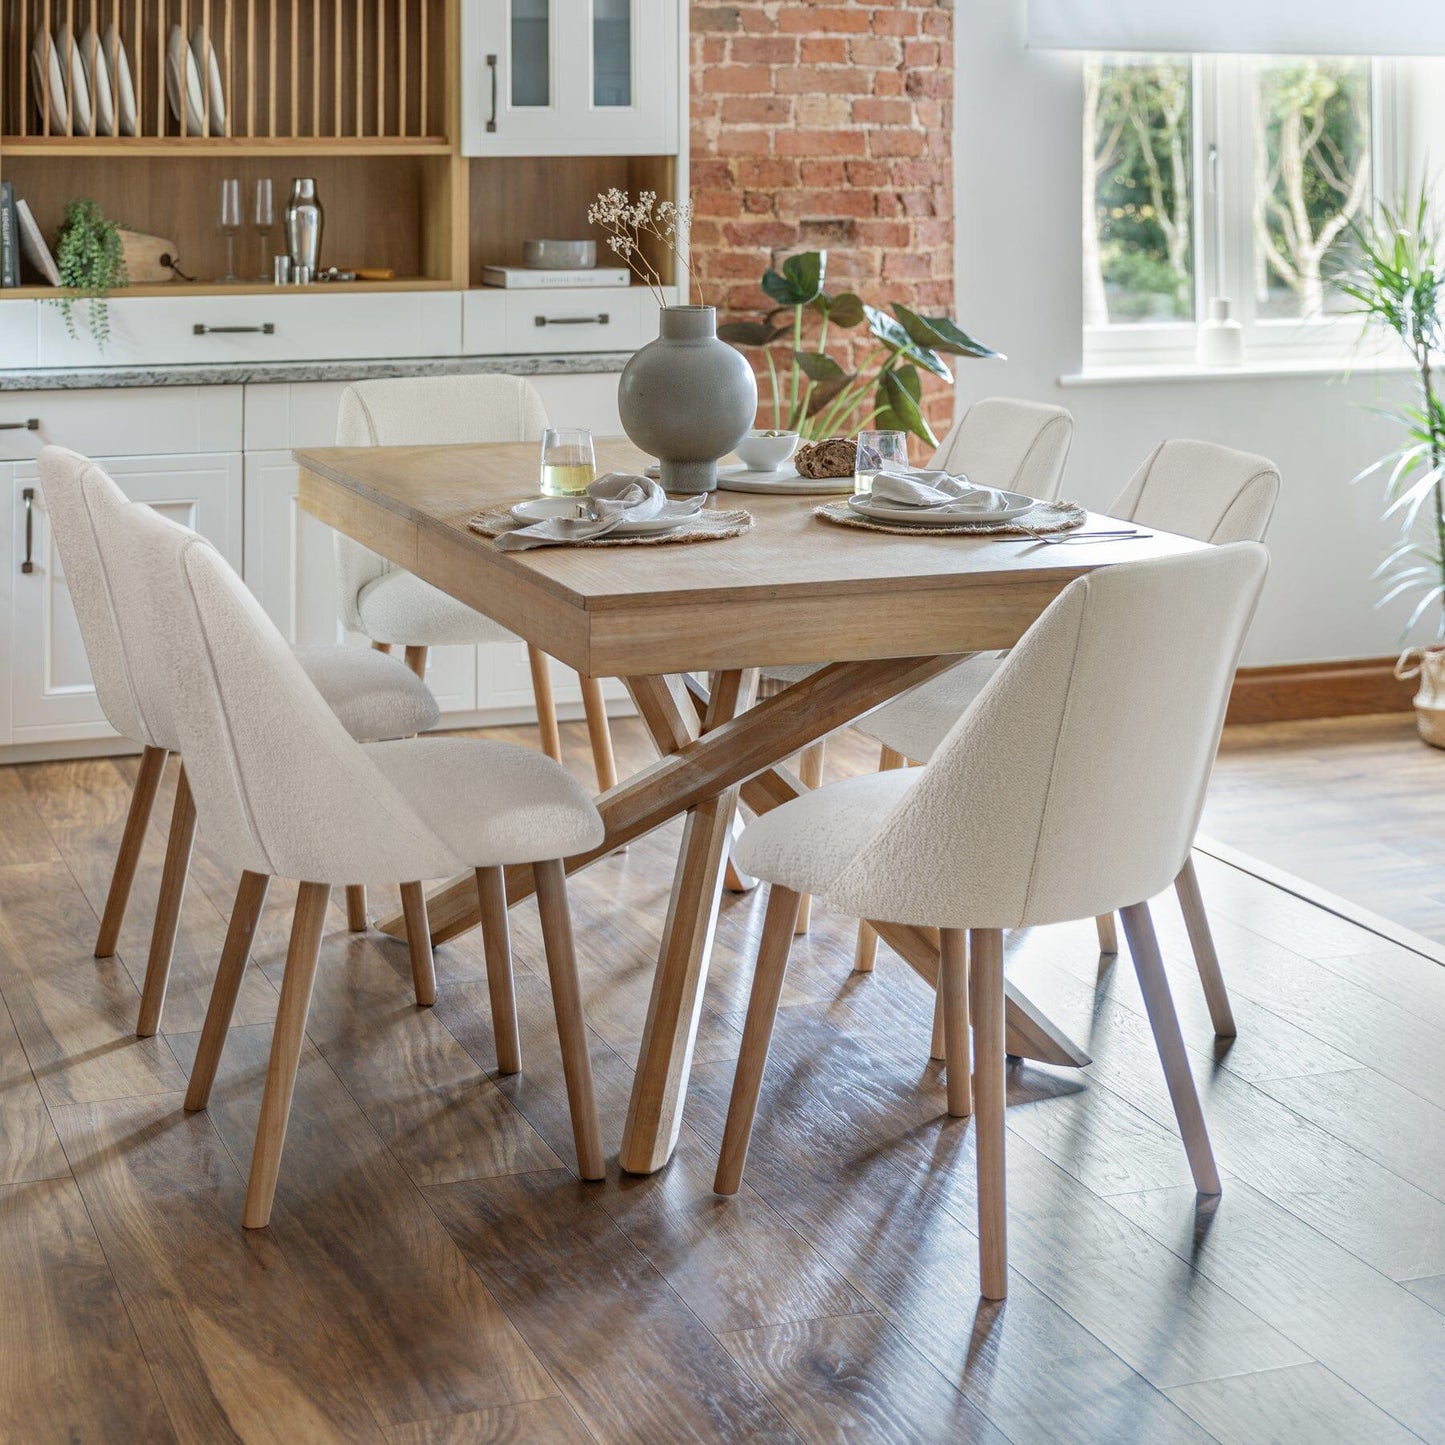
[30,30,69,133]
[190,25,226,132]
[643,461,852,496]
[54,24,94,134]
[167,24,208,135]
[103,25,137,136]
[80,26,116,137]
[848,489,1039,526]
[509,496,691,536]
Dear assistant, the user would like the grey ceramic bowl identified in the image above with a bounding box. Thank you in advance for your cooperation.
[734,429,801,472]
[523,239,598,270]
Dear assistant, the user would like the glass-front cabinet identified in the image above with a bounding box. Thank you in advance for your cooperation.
[461,0,678,155]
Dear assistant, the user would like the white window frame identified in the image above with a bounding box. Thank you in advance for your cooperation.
[1083,54,1409,370]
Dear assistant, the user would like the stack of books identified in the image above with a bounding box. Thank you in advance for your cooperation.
[480,265,632,289]
[1,185,59,287]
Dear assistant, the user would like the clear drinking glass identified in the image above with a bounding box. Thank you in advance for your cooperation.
[218,178,242,282]
[853,429,908,495]
[253,178,276,282]
[540,427,597,496]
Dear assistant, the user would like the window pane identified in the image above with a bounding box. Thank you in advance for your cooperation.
[1084,56,1194,326]
[1253,58,1371,320]
[511,0,550,108]
[594,0,633,108]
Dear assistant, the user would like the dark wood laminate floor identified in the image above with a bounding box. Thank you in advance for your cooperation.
[1,717,1443,1444]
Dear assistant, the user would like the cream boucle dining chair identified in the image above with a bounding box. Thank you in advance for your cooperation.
[852,437,1282,1031]
[762,396,1076,929]
[38,446,440,1036]
[108,494,607,1227]
[716,543,1269,1300]
[333,374,618,794]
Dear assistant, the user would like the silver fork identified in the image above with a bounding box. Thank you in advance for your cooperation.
[1006,527,1151,546]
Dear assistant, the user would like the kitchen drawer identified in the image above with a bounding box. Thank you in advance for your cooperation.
[503,287,644,354]
[0,385,243,460]
[36,291,464,368]
[0,300,39,368]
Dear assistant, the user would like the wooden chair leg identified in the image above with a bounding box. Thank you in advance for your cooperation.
[399,882,438,1007]
[403,645,428,679]
[578,674,618,793]
[930,985,946,1061]
[724,813,757,893]
[939,929,971,1117]
[243,881,331,1229]
[853,747,906,972]
[970,927,1008,1300]
[136,765,198,1038]
[370,640,393,654]
[344,885,368,931]
[185,871,270,1112]
[95,745,168,958]
[715,884,802,1195]
[527,644,563,763]
[1095,913,1119,955]
[1119,901,1222,1195]
[792,741,827,935]
[533,860,604,1180]
[475,866,522,1075]
[1175,854,1236,1038]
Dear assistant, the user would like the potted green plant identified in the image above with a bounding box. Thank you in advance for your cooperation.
[716,249,1001,447]
[1337,191,1445,745]
[54,199,128,349]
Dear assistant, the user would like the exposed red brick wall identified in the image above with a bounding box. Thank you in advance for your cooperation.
[689,0,955,435]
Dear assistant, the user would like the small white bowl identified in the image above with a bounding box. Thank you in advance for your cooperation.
[522,239,597,270]
[734,429,800,473]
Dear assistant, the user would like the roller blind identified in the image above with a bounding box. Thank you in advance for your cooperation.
[1028,0,1445,55]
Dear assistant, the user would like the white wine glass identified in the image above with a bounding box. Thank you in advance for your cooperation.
[218,178,242,283]
[253,179,275,282]
[540,428,597,497]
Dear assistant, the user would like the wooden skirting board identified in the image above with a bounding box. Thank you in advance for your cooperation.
[1227,656,1414,725]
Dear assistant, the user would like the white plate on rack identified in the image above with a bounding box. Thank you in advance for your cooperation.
[190,25,226,133]
[29,30,69,133]
[80,26,116,136]
[104,25,138,136]
[847,489,1039,526]
[54,23,94,135]
[167,24,208,135]
[509,496,692,537]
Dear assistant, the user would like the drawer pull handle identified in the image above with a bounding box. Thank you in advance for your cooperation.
[0,418,40,432]
[486,54,499,132]
[192,323,276,335]
[22,488,35,574]
[535,313,610,327]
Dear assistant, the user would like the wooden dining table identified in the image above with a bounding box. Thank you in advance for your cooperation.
[295,437,1207,1176]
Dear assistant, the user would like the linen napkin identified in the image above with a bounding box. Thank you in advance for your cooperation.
[868,467,1008,513]
[496,472,706,550]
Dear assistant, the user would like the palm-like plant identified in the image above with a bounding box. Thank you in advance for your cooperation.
[717,250,1000,447]
[1337,190,1445,638]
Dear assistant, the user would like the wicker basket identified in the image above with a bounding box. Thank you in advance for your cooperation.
[1395,645,1445,748]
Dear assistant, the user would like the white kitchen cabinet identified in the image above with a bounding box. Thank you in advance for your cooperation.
[460,0,678,156]
[8,452,243,744]
[0,302,38,368]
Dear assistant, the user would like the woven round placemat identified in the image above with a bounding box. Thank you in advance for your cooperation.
[812,498,1088,537]
[468,503,754,547]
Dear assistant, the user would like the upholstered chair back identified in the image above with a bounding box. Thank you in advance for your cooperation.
[111,498,460,886]
[929,398,1074,501]
[1110,439,1280,544]
[824,543,1268,931]
[333,374,550,629]
[38,446,168,750]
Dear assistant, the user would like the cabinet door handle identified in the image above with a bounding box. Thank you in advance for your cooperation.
[21,487,36,573]
[535,313,610,327]
[486,54,498,132]
[0,418,40,431]
[192,323,276,335]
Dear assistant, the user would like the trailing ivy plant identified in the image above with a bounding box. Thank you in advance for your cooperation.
[716,249,1000,446]
[54,199,128,349]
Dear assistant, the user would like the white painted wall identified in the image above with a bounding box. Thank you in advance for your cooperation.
[953,0,1430,665]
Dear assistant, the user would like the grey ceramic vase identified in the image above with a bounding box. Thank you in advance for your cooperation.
[618,305,758,493]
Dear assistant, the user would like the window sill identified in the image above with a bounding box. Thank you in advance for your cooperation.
[1061,356,1416,387]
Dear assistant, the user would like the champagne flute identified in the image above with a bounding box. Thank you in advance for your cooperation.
[218,178,242,282]
[253,178,275,282]
[539,428,597,497]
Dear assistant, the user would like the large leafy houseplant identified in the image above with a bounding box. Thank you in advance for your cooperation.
[54,199,128,349]
[1337,191,1445,638]
[716,250,1000,447]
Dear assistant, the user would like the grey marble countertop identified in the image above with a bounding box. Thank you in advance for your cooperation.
[0,352,634,392]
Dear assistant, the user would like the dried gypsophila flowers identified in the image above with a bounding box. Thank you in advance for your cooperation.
[587,188,701,308]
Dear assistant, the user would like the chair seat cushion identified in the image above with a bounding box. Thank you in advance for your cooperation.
[364,736,605,867]
[357,569,516,647]
[294,645,440,741]
[857,653,1005,762]
[734,768,920,896]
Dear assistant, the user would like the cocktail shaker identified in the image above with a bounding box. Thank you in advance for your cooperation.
[285,178,323,276]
